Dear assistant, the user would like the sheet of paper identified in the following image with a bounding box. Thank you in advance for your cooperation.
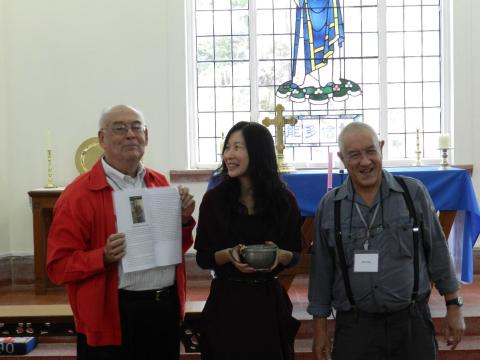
[113,187,182,273]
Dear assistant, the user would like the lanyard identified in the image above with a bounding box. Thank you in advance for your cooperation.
[348,178,385,250]
[354,202,380,250]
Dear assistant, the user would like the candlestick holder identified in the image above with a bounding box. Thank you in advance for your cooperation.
[216,132,225,156]
[439,148,452,170]
[45,149,57,188]
[414,129,422,166]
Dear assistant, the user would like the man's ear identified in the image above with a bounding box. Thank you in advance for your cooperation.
[144,127,149,146]
[98,130,105,149]
[379,140,385,153]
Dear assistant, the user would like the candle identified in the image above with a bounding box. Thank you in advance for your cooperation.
[217,132,225,155]
[327,152,333,191]
[438,133,450,149]
[416,120,422,132]
[47,130,52,150]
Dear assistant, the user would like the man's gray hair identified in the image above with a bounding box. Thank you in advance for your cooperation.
[338,122,380,154]
[98,105,145,130]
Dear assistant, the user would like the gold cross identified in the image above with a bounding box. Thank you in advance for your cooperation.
[262,104,297,172]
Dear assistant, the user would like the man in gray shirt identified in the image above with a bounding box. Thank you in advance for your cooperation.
[308,122,465,360]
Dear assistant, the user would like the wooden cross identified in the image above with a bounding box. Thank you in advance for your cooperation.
[262,104,297,157]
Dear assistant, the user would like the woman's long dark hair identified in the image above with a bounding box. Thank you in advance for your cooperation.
[219,122,290,231]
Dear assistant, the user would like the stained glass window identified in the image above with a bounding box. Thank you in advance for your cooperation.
[189,0,445,167]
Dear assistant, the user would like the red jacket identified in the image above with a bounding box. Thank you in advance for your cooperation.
[47,160,194,346]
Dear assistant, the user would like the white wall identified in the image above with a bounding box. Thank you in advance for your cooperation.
[2,0,189,253]
[452,0,480,188]
[1,0,480,255]
[0,0,10,254]
[472,1,480,194]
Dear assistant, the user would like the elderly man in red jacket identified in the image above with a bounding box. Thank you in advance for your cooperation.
[47,105,195,360]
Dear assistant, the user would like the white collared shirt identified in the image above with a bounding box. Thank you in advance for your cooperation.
[102,158,175,291]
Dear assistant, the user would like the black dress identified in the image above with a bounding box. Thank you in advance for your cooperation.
[195,181,302,360]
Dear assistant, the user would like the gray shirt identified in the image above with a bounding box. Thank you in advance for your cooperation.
[307,170,459,317]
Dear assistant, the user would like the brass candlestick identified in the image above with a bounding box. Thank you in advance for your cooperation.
[217,132,225,159]
[439,148,451,170]
[414,128,422,166]
[45,149,57,188]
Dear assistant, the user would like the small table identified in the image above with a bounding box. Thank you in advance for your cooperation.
[28,188,64,294]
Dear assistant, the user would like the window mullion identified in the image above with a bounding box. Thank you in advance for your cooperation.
[378,0,388,159]
[186,0,198,168]
[440,0,450,136]
[248,0,259,123]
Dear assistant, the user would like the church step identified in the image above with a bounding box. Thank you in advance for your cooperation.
[0,343,202,359]
[0,342,75,359]
[3,308,479,337]
[1,275,478,359]
[0,343,200,360]
[4,337,479,360]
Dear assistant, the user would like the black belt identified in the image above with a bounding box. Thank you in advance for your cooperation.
[118,284,176,302]
[215,276,276,284]
[337,295,429,319]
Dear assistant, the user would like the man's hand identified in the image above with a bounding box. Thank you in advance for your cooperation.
[444,305,465,350]
[103,233,126,266]
[312,317,332,360]
[178,185,195,224]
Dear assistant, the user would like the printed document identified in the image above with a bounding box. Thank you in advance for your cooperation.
[113,187,181,273]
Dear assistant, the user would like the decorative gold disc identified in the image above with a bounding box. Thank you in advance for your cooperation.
[74,137,103,173]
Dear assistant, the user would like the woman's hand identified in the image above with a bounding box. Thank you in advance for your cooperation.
[229,244,257,273]
[264,241,293,271]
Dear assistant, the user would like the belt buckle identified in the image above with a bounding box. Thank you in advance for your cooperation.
[155,289,162,301]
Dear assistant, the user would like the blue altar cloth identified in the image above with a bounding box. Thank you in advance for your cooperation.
[282,166,480,283]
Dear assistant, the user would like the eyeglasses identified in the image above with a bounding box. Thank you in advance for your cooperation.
[103,123,146,136]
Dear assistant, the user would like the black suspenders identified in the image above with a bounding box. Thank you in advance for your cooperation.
[395,176,421,302]
[334,191,356,307]
[333,176,421,308]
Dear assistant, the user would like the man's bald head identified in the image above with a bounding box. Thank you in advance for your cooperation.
[99,105,144,130]
[338,122,380,156]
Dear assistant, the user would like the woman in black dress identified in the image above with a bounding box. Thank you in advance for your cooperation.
[195,121,302,360]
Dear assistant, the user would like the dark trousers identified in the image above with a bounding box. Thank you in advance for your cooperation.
[332,303,438,360]
[77,285,180,360]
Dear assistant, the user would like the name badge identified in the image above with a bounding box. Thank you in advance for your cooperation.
[353,250,379,273]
